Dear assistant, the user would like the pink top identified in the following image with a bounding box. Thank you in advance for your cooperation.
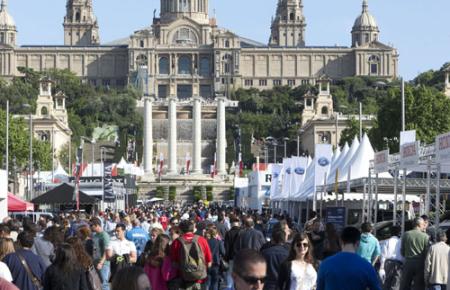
[144,256,176,290]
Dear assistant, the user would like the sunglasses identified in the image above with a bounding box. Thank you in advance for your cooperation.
[239,275,266,285]
[296,242,309,248]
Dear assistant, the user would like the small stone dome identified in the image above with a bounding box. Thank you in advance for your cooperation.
[0,0,16,29]
[352,0,378,31]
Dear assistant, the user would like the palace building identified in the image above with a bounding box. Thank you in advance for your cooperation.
[0,0,398,178]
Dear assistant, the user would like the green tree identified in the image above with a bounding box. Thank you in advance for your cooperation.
[369,84,450,151]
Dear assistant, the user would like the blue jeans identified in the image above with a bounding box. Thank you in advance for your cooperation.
[429,285,446,290]
[99,263,110,290]
[205,266,220,290]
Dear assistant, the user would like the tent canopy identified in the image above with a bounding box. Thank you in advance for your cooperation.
[32,183,99,205]
[8,193,34,212]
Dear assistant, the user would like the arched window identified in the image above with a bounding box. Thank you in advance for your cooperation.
[321,106,328,115]
[57,99,63,107]
[225,40,230,48]
[41,106,48,116]
[290,13,295,21]
[136,54,148,68]
[159,57,169,75]
[178,55,192,75]
[172,27,198,45]
[199,57,210,76]
[75,11,81,22]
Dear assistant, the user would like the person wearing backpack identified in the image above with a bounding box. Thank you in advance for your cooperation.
[170,219,212,290]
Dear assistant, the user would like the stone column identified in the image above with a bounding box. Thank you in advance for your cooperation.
[143,96,153,174]
[216,96,227,175]
[192,96,202,174]
[168,97,178,174]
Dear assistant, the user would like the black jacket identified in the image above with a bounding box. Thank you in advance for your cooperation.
[43,265,88,290]
[224,226,241,261]
[277,261,293,290]
[262,244,289,290]
[234,228,266,255]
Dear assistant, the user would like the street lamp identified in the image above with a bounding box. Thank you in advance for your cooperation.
[283,137,290,158]
[265,137,278,163]
[22,103,33,200]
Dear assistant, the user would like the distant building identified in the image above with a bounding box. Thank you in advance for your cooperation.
[18,79,72,164]
[299,78,374,155]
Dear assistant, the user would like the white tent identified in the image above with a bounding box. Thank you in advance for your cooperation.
[338,137,360,182]
[340,134,374,181]
[116,157,128,169]
[327,143,349,184]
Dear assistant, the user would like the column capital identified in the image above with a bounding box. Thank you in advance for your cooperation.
[143,95,155,102]
[168,96,178,102]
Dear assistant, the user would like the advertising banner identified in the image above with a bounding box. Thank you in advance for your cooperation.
[281,158,292,199]
[436,132,450,163]
[374,150,389,173]
[290,157,308,197]
[400,141,420,169]
[270,164,282,199]
[314,144,333,187]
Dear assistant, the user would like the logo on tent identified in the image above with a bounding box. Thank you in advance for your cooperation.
[318,157,330,167]
[286,168,291,174]
[294,167,305,175]
[273,173,280,178]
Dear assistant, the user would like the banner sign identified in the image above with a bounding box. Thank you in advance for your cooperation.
[314,144,333,187]
[103,163,115,202]
[326,207,346,232]
[270,164,282,199]
[290,157,308,198]
[281,158,292,199]
[436,132,450,163]
[374,150,389,173]
[400,141,420,168]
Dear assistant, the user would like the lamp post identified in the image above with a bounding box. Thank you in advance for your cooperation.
[283,137,290,158]
[22,103,33,200]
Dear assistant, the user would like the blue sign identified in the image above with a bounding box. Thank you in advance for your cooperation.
[318,157,330,167]
[326,207,346,232]
[294,167,305,175]
[286,168,291,174]
[273,173,279,178]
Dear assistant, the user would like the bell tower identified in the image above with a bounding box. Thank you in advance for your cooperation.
[269,0,306,47]
[63,0,100,46]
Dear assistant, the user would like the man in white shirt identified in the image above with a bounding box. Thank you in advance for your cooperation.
[380,226,403,290]
[106,224,137,282]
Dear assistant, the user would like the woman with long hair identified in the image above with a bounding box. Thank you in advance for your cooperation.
[204,227,225,290]
[0,238,15,283]
[43,243,88,290]
[112,266,152,290]
[0,237,15,260]
[278,233,317,290]
[144,234,175,290]
[66,236,93,271]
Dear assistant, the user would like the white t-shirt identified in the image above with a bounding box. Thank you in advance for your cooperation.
[107,238,137,256]
[290,260,317,290]
[0,261,13,282]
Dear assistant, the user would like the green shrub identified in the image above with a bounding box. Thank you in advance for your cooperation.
[206,186,213,201]
[193,186,202,202]
[168,186,176,201]
[155,186,164,199]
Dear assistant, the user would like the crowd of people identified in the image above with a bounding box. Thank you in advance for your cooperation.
[0,204,448,290]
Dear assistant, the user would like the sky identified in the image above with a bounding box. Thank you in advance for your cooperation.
[7,0,450,81]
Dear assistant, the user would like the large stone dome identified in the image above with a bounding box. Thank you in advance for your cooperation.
[352,0,378,31]
[0,0,16,29]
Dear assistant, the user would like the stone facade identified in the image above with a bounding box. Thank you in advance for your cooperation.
[0,0,397,92]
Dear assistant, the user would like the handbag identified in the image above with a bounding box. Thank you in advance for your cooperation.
[16,252,43,290]
[86,265,103,290]
[219,258,229,273]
